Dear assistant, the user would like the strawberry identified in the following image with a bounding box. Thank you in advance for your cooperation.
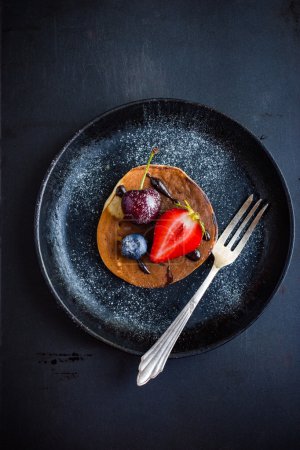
[149,202,204,263]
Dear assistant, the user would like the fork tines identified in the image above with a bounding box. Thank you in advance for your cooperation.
[218,195,268,254]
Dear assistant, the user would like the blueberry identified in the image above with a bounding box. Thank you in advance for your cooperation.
[121,234,148,260]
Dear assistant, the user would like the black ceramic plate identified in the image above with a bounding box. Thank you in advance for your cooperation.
[35,99,294,356]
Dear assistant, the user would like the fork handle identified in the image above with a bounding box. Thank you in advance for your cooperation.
[137,265,219,386]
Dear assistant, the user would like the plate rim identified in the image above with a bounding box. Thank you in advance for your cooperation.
[34,98,295,357]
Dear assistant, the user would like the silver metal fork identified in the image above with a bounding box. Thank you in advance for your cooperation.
[137,194,268,386]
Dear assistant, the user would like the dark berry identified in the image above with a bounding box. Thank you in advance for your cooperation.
[121,234,148,260]
[121,188,161,224]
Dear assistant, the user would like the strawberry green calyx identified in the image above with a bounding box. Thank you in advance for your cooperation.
[139,147,159,190]
[174,199,206,235]
[184,200,199,220]
[198,219,206,235]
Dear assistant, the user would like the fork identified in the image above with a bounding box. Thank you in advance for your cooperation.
[137,194,268,386]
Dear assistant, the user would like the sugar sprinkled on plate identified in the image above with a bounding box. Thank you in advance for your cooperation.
[49,110,264,343]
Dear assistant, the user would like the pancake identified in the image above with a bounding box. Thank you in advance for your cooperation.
[97,165,217,288]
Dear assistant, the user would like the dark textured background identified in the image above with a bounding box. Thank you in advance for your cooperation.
[2,1,300,449]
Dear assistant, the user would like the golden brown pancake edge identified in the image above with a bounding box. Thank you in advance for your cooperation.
[97,165,218,288]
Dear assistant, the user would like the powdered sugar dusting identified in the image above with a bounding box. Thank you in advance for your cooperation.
[46,104,266,351]
[122,188,161,224]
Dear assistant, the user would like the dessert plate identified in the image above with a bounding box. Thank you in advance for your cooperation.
[35,99,294,356]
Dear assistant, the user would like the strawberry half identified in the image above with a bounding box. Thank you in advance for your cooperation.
[149,206,203,263]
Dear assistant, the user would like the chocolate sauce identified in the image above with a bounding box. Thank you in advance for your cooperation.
[116,185,126,197]
[203,230,211,241]
[147,174,177,202]
[137,259,150,274]
[186,249,201,261]
[166,264,174,285]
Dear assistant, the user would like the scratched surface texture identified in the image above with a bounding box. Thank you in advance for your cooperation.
[1,1,300,449]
